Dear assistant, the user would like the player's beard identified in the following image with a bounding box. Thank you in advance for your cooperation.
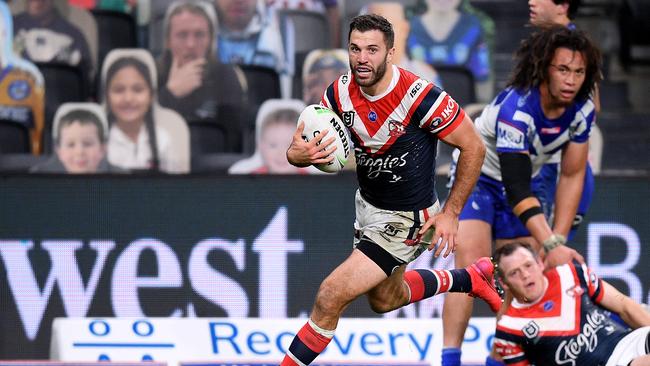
[351,54,389,88]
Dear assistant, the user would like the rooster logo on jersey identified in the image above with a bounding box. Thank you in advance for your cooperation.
[388,120,406,137]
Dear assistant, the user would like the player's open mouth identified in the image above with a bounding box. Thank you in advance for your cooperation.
[560,90,575,98]
[355,67,372,78]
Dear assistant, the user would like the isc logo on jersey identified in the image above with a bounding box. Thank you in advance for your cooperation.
[299,104,352,173]
[496,122,525,150]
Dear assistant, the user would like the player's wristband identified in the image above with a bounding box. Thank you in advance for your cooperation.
[543,234,567,254]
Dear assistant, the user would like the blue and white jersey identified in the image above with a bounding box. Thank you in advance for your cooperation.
[475,87,595,181]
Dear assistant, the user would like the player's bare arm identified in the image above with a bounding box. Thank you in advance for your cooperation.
[287,121,337,167]
[419,114,485,257]
[597,281,650,329]
[553,141,589,237]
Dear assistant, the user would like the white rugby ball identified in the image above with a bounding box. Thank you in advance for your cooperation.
[299,104,352,173]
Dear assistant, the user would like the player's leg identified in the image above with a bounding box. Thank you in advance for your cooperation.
[280,248,388,366]
[536,162,559,219]
[365,254,501,314]
[606,326,650,366]
[441,219,492,366]
[441,177,497,366]
[568,162,594,240]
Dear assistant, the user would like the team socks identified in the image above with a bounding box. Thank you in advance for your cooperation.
[404,268,472,303]
[441,347,462,366]
[281,269,473,365]
[407,270,469,366]
[280,319,334,365]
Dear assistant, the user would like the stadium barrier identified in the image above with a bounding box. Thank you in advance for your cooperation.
[0,174,648,362]
[51,317,494,365]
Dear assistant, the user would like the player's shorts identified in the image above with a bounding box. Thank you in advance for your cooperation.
[459,174,545,240]
[605,326,650,366]
[353,189,440,276]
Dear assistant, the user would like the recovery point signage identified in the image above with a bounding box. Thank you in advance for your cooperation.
[51,318,496,366]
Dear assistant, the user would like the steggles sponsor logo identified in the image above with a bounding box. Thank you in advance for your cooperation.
[356,152,408,180]
[555,311,606,365]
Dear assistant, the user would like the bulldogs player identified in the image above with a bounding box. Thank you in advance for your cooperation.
[529,0,598,245]
[281,14,502,366]
[442,25,602,366]
[493,241,650,366]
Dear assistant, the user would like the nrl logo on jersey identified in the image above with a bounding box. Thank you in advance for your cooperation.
[523,320,540,340]
[342,111,355,127]
[388,120,406,137]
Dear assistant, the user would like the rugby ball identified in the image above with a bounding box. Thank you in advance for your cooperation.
[298,104,352,173]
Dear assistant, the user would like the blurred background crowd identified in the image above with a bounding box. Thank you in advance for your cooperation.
[0,0,648,175]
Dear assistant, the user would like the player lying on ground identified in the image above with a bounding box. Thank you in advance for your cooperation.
[493,241,650,366]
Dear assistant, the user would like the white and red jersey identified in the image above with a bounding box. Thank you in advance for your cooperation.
[494,262,630,366]
[321,65,465,211]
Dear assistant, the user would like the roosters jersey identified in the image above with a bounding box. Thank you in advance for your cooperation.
[494,262,630,366]
[322,65,465,211]
[475,87,595,181]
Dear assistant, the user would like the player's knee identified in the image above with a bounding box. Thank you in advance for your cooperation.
[367,288,406,314]
[368,297,393,313]
[313,279,345,315]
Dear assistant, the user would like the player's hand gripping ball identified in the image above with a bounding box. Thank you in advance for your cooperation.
[299,104,352,173]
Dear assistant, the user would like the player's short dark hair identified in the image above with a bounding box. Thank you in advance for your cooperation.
[348,14,394,49]
[554,0,581,19]
[494,242,538,267]
[508,25,602,103]
[55,110,106,145]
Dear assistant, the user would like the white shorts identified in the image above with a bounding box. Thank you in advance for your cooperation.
[606,326,650,366]
[352,189,441,266]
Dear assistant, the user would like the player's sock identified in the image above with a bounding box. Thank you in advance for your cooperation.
[486,355,505,366]
[441,347,461,366]
[280,319,334,365]
[404,268,471,303]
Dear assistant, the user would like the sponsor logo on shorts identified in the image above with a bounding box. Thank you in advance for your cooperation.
[383,224,403,237]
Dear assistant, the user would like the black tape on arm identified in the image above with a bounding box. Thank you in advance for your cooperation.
[499,152,543,224]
